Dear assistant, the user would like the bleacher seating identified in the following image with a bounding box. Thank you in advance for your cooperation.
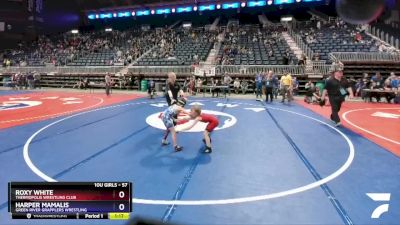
[2,28,159,67]
[65,29,155,66]
[217,25,297,65]
[68,51,115,66]
[296,21,379,62]
[5,19,395,69]
[137,28,216,66]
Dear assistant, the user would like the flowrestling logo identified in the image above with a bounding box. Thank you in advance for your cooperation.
[366,193,391,219]
[0,101,42,111]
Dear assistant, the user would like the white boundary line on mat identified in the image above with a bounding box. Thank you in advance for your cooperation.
[23,101,355,205]
[0,96,104,123]
[342,107,400,145]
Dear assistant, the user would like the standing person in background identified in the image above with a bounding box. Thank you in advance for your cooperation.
[27,72,34,90]
[11,73,17,90]
[183,77,189,93]
[166,72,184,106]
[321,70,354,126]
[264,72,274,102]
[292,77,299,96]
[212,79,221,98]
[133,77,139,90]
[148,79,155,99]
[280,72,293,103]
[202,72,208,87]
[33,72,41,89]
[188,76,195,96]
[196,77,203,95]
[209,77,214,95]
[255,72,263,101]
[22,73,28,90]
[222,73,233,96]
[15,73,21,90]
[271,71,279,99]
[360,73,371,100]
[105,73,112,96]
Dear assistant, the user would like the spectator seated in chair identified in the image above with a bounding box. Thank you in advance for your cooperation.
[369,81,382,102]
[240,80,249,95]
[73,77,85,89]
[304,81,315,104]
[233,78,241,94]
[312,87,322,104]
[355,78,367,97]
[383,79,395,103]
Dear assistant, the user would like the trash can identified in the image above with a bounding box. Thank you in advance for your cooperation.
[140,80,148,92]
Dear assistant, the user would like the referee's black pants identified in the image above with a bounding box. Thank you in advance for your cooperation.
[329,96,344,123]
[265,86,273,102]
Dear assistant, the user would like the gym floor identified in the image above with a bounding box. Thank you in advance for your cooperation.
[0,89,399,225]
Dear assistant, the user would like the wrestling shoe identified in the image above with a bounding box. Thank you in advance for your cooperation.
[204,147,212,154]
[174,145,183,152]
[161,139,170,145]
[330,120,341,127]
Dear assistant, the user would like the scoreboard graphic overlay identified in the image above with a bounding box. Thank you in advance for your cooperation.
[8,182,132,220]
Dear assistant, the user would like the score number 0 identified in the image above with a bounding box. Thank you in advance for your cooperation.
[118,191,126,211]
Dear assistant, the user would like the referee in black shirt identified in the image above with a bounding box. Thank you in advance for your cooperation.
[321,70,354,126]
[166,72,184,106]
